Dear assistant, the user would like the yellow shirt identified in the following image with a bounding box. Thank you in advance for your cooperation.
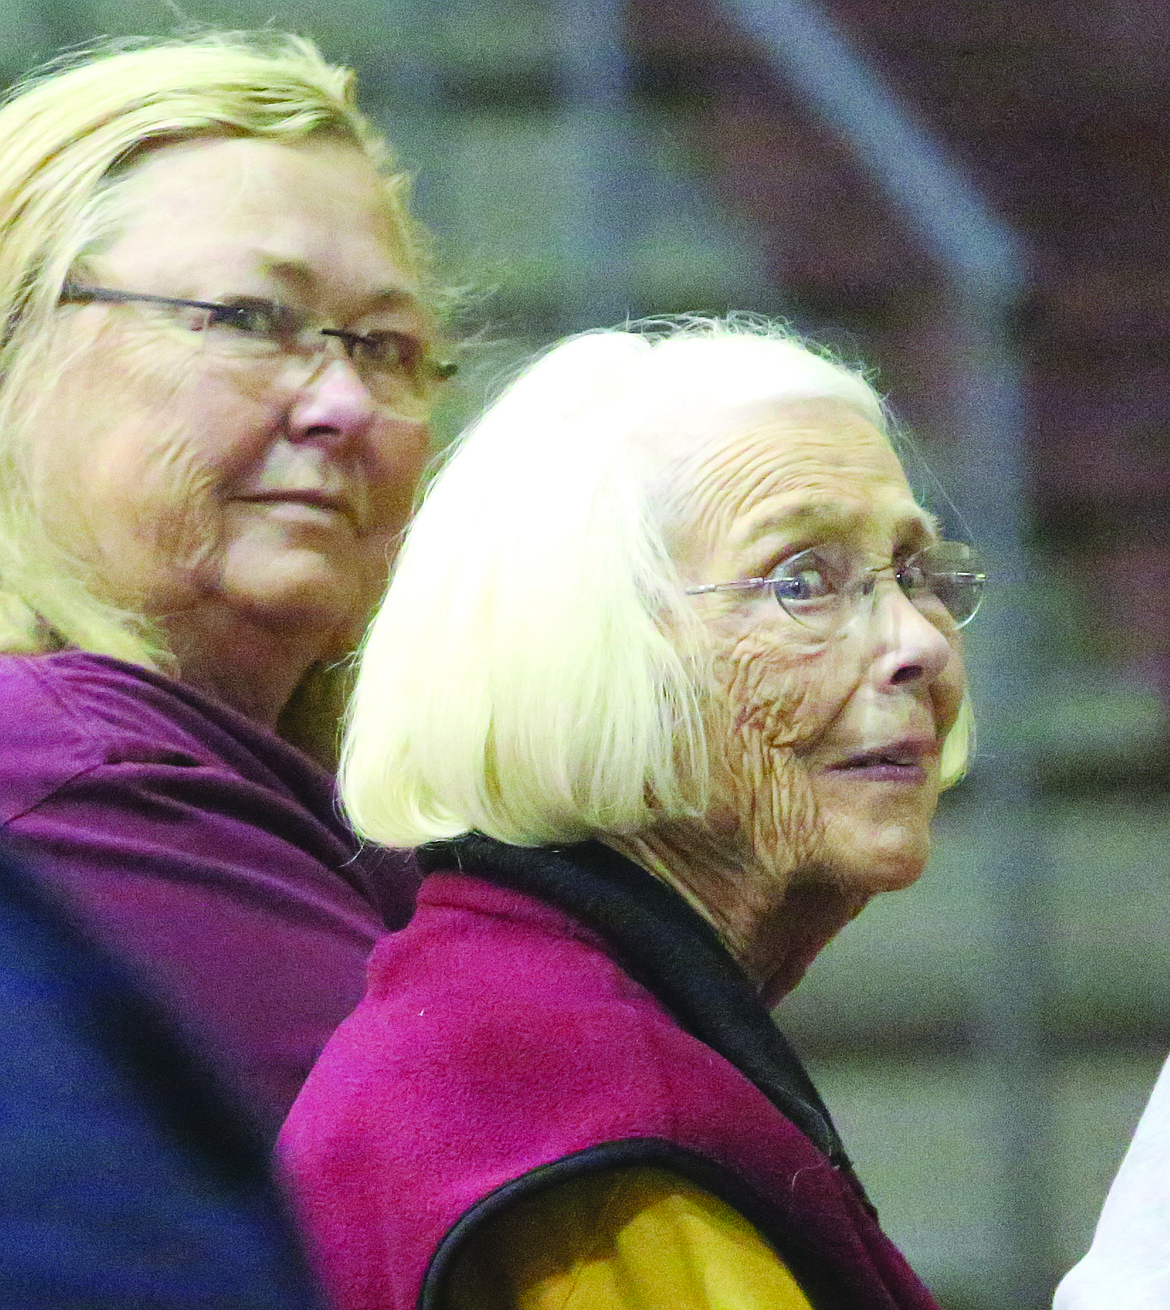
[444,1166,815,1309]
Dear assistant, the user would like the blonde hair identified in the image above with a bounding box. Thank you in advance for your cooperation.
[340,316,972,850]
[0,31,432,760]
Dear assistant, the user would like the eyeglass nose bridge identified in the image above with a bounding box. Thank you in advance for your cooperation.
[281,328,367,389]
[840,562,931,632]
[278,329,432,419]
[851,561,898,603]
[318,326,366,361]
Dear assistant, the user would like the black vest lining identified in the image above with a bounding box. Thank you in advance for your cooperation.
[419,835,849,1166]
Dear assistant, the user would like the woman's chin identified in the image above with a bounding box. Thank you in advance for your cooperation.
[824,814,933,896]
[216,558,364,633]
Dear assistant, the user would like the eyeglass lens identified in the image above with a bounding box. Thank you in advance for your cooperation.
[194,302,431,413]
[772,541,985,630]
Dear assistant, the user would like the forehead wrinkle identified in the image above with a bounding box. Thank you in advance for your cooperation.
[643,395,923,568]
[733,495,938,555]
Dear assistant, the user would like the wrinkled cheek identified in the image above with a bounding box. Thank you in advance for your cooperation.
[38,351,229,590]
[74,447,224,613]
[711,647,831,875]
[936,640,967,737]
[727,726,825,874]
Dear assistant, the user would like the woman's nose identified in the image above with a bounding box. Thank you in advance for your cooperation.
[867,581,957,689]
[287,357,377,445]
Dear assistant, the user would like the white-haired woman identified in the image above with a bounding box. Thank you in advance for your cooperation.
[0,32,452,1133]
[281,319,984,1309]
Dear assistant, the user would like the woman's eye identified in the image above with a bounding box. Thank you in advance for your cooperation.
[358,330,420,376]
[895,559,930,595]
[769,550,837,604]
[207,298,287,337]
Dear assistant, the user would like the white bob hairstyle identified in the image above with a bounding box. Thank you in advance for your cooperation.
[340,316,972,849]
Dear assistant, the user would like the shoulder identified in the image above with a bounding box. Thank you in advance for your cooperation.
[281,873,689,1304]
[0,650,334,829]
[0,650,206,755]
[287,871,764,1168]
[0,652,153,822]
[281,873,834,1310]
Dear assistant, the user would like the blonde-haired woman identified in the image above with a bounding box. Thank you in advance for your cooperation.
[0,31,452,1133]
[282,319,983,1309]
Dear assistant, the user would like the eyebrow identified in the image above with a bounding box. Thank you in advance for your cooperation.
[735,497,940,553]
[256,256,426,321]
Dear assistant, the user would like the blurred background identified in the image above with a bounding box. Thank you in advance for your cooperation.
[4,2,1169,1307]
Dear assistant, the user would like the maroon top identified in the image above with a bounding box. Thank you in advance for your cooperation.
[281,839,941,1310]
[0,651,418,1136]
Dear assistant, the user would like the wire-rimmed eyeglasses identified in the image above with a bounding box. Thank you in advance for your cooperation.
[686,540,987,634]
[59,283,456,412]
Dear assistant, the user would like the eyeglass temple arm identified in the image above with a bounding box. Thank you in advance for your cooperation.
[61,283,459,380]
[685,578,772,596]
[59,284,225,313]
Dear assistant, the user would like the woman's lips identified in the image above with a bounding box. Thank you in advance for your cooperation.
[824,739,935,784]
[237,490,359,527]
[831,760,927,783]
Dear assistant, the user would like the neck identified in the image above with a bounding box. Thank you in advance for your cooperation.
[605,823,868,1008]
[161,604,336,727]
[605,822,784,984]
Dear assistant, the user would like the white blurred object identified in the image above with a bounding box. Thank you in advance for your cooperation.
[1054,1051,1170,1309]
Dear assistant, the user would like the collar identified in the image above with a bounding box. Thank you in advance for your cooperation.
[417,835,849,1166]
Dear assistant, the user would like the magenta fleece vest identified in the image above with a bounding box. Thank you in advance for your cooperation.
[280,838,942,1310]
